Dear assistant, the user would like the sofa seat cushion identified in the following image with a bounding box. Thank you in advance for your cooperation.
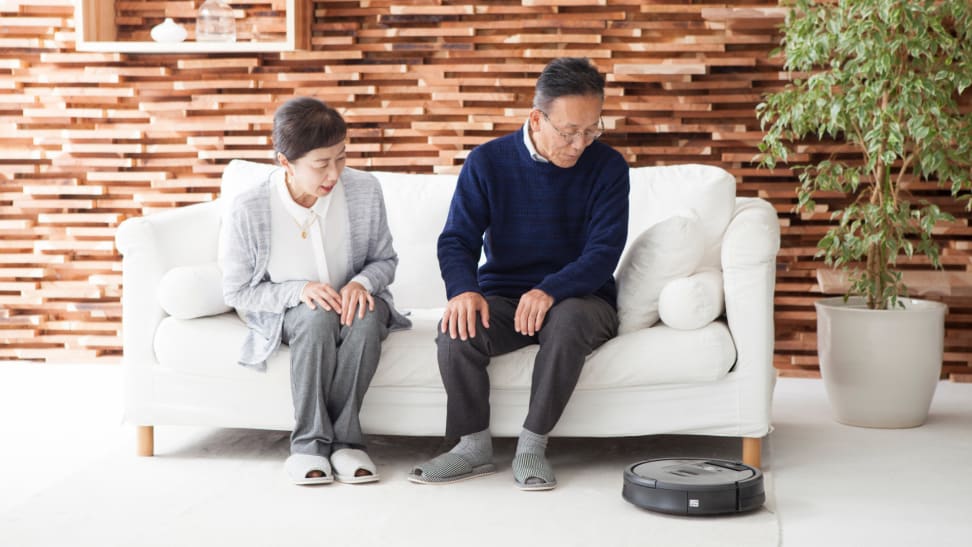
[154,308,736,389]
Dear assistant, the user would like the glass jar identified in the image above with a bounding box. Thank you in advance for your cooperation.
[196,0,237,42]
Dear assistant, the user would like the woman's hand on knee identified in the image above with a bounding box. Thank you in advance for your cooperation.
[300,282,342,312]
[339,281,375,326]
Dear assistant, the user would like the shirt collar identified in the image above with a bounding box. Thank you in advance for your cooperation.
[273,168,334,218]
[522,120,549,163]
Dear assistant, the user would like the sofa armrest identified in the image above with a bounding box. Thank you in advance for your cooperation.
[720,197,781,432]
[115,199,223,367]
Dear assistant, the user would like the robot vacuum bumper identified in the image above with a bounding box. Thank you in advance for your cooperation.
[622,458,765,515]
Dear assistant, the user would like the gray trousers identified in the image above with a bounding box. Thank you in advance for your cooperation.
[437,294,618,437]
[282,299,389,457]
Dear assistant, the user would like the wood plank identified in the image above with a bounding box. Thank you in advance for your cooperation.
[817,269,972,298]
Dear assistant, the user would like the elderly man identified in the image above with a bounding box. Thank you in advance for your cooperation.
[410,57,630,490]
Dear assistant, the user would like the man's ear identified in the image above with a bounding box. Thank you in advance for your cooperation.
[528,109,542,132]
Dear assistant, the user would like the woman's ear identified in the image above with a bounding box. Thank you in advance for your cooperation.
[276,152,291,169]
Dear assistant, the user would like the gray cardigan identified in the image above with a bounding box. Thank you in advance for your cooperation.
[220,166,411,370]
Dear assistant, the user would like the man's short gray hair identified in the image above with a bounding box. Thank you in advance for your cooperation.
[532,57,606,112]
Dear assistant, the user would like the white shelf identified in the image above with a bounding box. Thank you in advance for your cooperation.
[75,0,310,54]
[75,40,298,54]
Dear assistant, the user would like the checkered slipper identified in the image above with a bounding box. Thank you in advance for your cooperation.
[512,452,557,491]
[285,453,333,486]
[408,452,496,485]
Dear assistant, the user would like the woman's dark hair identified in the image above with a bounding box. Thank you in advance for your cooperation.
[532,57,605,112]
[272,97,347,162]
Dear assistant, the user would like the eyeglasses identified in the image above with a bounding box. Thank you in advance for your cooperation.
[539,110,604,144]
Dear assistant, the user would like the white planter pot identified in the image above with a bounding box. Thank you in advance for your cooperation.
[815,296,946,428]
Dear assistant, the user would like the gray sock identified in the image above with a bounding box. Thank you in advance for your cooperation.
[515,429,551,486]
[449,429,492,467]
[515,428,548,456]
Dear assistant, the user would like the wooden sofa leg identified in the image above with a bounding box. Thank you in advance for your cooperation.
[741,436,761,469]
[137,426,154,457]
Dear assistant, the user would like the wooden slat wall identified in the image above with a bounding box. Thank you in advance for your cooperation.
[0,0,970,379]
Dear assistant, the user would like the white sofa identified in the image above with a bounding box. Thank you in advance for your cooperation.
[115,160,780,467]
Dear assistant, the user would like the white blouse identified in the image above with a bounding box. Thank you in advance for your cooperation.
[266,169,350,289]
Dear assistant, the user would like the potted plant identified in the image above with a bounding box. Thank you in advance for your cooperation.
[757,0,972,427]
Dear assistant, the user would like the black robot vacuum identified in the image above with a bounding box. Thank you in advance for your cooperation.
[622,458,764,516]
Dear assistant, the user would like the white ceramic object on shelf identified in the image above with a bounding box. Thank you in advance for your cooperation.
[150,18,188,43]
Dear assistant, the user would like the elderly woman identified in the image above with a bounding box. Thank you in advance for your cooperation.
[220,97,410,485]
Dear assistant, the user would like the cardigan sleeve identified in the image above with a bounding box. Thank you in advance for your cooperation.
[348,181,398,294]
[220,186,306,313]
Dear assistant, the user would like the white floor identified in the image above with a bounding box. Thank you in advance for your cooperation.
[771,376,972,546]
[0,363,970,546]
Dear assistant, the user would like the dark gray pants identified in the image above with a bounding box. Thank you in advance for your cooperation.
[282,299,389,457]
[437,294,618,437]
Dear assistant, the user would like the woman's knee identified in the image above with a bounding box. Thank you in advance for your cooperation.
[288,305,341,340]
[342,308,386,343]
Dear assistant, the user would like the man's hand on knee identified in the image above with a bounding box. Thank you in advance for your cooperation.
[515,289,554,336]
[442,292,490,341]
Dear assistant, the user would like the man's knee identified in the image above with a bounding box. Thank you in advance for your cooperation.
[541,297,616,352]
[436,323,468,348]
[435,322,489,357]
[544,298,597,333]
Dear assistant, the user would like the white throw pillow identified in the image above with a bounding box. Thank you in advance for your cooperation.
[157,262,232,319]
[658,269,725,330]
[616,213,704,334]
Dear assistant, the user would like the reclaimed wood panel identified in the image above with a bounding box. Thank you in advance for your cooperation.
[0,0,970,381]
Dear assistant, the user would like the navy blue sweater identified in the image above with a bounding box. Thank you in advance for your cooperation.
[437,127,630,307]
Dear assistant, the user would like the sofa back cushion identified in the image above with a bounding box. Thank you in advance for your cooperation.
[219,159,279,214]
[371,171,457,309]
[625,164,736,271]
[615,212,704,334]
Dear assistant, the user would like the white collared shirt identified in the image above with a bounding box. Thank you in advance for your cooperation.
[522,120,550,163]
[267,168,349,288]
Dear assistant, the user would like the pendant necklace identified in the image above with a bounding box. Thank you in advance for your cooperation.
[286,171,319,239]
[293,212,318,239]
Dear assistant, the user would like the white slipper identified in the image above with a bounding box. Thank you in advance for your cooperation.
[285,453,333,485]
[331,448,380,484]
